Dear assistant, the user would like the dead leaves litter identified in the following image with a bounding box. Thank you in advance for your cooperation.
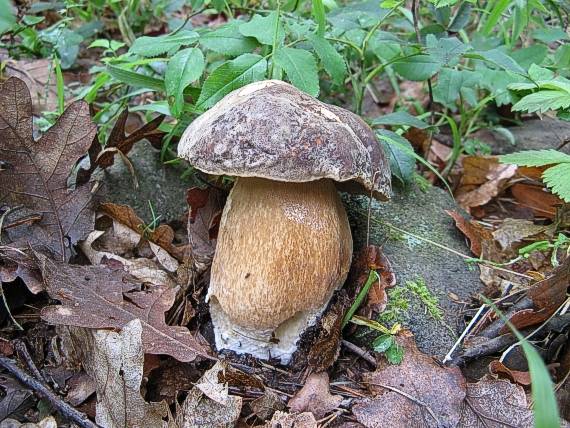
[288,372,342,419]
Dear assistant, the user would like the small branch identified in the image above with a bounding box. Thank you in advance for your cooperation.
[0,355,99,428]
[341,340,377,367]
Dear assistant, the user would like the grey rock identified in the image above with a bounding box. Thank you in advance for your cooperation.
[95,140,198,223]
[344,184,481,358]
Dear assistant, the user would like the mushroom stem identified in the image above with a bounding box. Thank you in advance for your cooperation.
[208,177,353,363]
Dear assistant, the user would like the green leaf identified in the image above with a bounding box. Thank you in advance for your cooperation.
[500,149,570,167]
[372,334,394,353]
[130,30,199,57]
[273,47,320,97]
[196,54,267,110]
[371,111,430,129]
[543,163,570,203]
[239,12,284,46]
[528,64,555,81]
[107,65,165,91]
[433,68,478,105]
[467,49,526,75]
[200,22,259,56]
[448,2,471,32]
[342,270,377,328]
[385,342,404,364]
[482,0,509,35]
[0,0,16,34]
[393,55,441,81]
[376,130,416,185]
[510,44,547,70]
[327,0,390,32]
[532,27,570,44]
[165,48,205,117]
[307,33,347,85]
[426,35,469,67]
[312,0,326,36]
[512,90,570,114]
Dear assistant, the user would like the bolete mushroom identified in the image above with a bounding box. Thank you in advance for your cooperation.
[179,80,391,364]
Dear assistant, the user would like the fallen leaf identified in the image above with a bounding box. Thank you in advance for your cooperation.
[492,218,552,251]
[37,254,211,362]
[250,390,286,421]
[446,210,492,257]
[456,156,517,212]
[66,372,96,406]
[488,360,532,386]
[263,411,318,428]
[0,416,58,428]
[0,374,33,421]
[288,372,342,419]
[459,377,533,427]
[67,319,167,428]
[356,336,466,428]
[0,77,97,261]
[511,183,561,219]
[175,363,242,428]
[0,247,44,294]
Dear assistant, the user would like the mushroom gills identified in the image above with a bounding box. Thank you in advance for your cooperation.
[208,177,352,364]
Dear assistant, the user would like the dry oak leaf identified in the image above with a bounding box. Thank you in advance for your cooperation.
[67,319,167,428]
[354,336,466,428]
[0,77,97,262]
[37,254,212,362]
[456,156,517,212]
[288,372,342,419]
[263,411,318,428]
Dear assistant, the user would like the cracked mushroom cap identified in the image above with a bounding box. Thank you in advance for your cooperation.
[178,80,391,200]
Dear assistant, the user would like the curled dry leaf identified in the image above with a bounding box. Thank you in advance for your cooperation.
[488,360,531,386]
[67,319,167,428]
[175,362,242,428]
[263,411,318,428]
[288,372,342,419]
[0,77,97,262]
[446,210,492,257]
[355,336,466,428]
[511,183,562,219]
[456,156,517,212]
[37,254,211,362]
[250,390,286,421]
[492,218,553,251]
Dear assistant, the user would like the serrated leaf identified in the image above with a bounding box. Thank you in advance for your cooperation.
[165,48,205,116]
[543,163,570,202]
[377,129,416,185]
[372,334,394,353]
[130,30,199,57]
[426,35,470,67]
[500,149,570,167]
[393,55,441,81]
[371,111,430,129]
[385,342,404,364]
[512,90,570,114]
[239,12,284,45]
[0,77,97,262]
[467,49,525,74]
[107,65,165,91]
[529,64,555,81]
[433,68,478,106]
[273,47,320,97]
[196,54,267,109]
[200,22,259,56]
[307,33,347,85]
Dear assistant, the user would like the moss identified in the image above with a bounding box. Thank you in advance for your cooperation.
[406,278,443,320]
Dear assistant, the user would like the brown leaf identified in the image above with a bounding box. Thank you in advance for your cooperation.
[459,378,533,427]
[456,156,517,211]
[356,336,466,428]
[250,391,286,421]
[489,360,532,386]
[288,372,342,419]
[446,210,492,257]
[511,183,561,219]
[263,411,318,428]
[492,218,552,251]
[0,77,97,261]
[37,254,212,362]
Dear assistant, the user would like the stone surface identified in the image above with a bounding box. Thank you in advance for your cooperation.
[95,140,198,223]
[344,184,482,358]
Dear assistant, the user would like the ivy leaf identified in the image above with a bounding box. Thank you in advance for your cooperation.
[130,30,199,57]
[307,33,347,85]
[543,163,570,202]
[376,129,416,185]
[371,111,430,129]
[273,47,320,97]
[196,54,267,110]
[165,48,205,117]
[239,12,284,46]
[200,22,259,56]
[500,149,570,167]
[393,55,441,81]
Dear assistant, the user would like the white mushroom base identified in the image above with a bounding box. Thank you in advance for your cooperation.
[210,298,327,364]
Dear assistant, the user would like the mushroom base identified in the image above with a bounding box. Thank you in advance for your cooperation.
[207,177,353,365]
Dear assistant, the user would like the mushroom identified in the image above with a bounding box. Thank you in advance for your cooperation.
[179,80,391,364]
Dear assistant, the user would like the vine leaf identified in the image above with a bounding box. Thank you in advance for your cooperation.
[0,77,97,261]
[37,253,212,362]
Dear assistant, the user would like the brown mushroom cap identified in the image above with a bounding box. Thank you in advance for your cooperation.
[178,80,391,200]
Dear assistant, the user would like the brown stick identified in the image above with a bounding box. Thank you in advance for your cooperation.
[341,340,377,367]
[0,355,99,428]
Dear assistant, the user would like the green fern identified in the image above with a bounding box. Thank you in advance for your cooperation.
[500,150,570,202]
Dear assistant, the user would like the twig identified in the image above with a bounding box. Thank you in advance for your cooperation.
[0,355,99,428]
[341,340,377,367]
[14,341,45,384]
[366,381,441,426]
